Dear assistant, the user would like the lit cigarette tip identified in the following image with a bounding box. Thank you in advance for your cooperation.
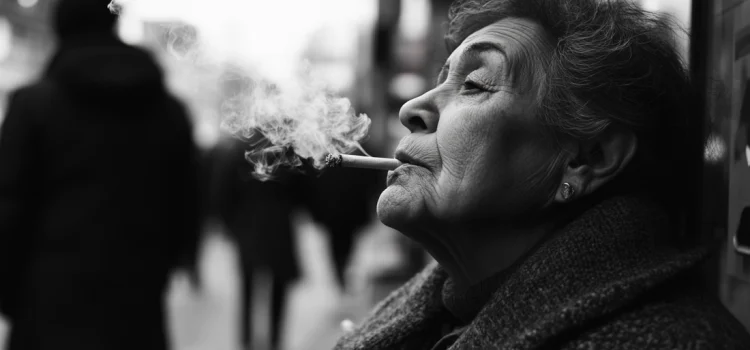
[325,154,402,171]
[325,153,343,168]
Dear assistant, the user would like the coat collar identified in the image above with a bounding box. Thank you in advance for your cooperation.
[335,195,708,350]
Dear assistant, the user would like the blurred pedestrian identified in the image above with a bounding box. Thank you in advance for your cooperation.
[0,0,201,349]
[209,134,300,350]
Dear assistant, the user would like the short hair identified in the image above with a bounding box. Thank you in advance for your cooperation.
[446,0,693,213]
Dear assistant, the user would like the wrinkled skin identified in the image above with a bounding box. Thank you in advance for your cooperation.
[377,18,558,236]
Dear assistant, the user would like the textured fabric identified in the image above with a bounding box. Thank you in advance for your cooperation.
[442,268,513,324]
[334,195,750,349]
[431,325,469,350]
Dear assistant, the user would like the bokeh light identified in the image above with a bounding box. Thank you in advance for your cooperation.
[17,0,38,9]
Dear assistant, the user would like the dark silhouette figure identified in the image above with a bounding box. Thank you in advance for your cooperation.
[0,0,201,349]
[208,135,300,350]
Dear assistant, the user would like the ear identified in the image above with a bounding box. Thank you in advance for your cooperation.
[554,126,637,202]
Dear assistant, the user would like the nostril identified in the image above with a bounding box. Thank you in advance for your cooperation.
[408,116,427,131]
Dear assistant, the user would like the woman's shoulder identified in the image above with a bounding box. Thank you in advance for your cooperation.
[562,288,750,349]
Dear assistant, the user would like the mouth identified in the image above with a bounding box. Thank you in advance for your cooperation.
[394,150,428,170]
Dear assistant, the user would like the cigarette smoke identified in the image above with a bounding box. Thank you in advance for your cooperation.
[109,0,372,181]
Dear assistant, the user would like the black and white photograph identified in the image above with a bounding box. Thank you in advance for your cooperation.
[0,0,749,349]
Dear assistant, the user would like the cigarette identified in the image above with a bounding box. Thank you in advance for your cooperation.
[325,154,402,171]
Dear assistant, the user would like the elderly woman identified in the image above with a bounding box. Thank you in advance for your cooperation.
[334,0,750,349]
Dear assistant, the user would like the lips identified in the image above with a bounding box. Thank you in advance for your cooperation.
[394,150,428,170]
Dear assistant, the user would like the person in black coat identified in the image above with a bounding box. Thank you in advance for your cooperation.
[0,0,201,349]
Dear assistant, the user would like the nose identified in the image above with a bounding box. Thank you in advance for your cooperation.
[398,91,439,134]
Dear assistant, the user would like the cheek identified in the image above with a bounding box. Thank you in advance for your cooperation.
[435,109,493,175]
[480,120,559,212]
[430,111,504,217]
[434,109,556,218]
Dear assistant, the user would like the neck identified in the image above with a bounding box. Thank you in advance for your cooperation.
[407,216,557,290]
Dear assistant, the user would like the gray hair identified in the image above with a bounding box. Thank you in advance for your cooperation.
[446,0,693,206]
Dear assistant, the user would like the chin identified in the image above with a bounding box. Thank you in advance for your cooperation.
[376,185,420,230]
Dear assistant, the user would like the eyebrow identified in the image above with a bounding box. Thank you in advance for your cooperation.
[437,41,507,85]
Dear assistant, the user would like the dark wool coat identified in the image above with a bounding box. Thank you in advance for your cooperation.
[0,34,200,350]
[335,195,750,349]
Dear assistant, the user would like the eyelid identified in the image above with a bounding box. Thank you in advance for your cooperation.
[465,72,501,92]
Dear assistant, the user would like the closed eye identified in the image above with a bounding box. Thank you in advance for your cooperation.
[461,80,486,94]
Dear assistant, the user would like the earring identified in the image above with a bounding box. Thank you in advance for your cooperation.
[561,182,575,201]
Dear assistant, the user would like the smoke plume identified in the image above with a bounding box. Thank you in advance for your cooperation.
[109,0,372,181]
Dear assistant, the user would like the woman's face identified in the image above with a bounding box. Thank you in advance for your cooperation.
[377,18,560,232]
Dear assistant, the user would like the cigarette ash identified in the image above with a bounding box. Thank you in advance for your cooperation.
[325,153,343,168]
